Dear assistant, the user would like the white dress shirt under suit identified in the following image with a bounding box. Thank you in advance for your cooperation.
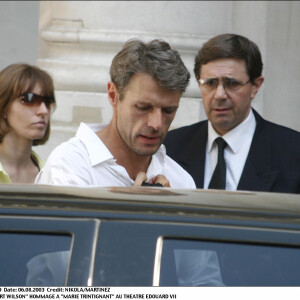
[204,110,256,190]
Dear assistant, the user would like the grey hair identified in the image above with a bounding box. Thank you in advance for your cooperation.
[109,39,190,97]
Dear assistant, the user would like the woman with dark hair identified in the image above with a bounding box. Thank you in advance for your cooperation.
[0,63,55,183]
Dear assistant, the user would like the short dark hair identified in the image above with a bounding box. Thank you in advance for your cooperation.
[110,39,190,97]
[0,63,55,145]
[194,33,263,82]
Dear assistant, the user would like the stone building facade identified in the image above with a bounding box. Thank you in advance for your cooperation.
[2,1,300,160]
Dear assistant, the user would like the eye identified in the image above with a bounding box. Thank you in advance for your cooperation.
[20,95,28,103]
[224,78,240,89]
[162,107,177,115]
[205,78,218,88]
[136,104,151,111]
[20,94,33,104]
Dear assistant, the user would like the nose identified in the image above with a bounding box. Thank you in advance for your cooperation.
[148,109,163,131]
[36,101,49,116]
[214,81,228,100]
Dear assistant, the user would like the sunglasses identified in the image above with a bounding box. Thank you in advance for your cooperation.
[20,93,56,109]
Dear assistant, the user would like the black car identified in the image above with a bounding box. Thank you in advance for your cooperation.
[1,184,300,286]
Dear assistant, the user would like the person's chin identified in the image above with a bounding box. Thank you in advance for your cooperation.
[30,131,46,140]
[211,112,233,124]
[134,144,160,156]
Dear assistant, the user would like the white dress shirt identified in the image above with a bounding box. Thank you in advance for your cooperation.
[35,123,196,188]
[204,109,256,190]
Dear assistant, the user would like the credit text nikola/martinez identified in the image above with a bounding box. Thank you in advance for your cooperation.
[48,289,110,293]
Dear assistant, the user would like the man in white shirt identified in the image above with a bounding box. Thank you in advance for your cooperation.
[36,39,195,188]
[165,33,300,193]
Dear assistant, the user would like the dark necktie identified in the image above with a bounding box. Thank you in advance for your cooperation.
[208,137,227,189]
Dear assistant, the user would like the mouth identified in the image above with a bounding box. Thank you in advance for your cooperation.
[213,107,231,113]
[138,135,161,145]
[32,121,47,128]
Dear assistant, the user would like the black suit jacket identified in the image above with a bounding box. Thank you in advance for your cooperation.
[164,110,300,193]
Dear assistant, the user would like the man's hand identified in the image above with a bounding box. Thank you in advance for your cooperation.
[134,172,148,186]
[133,172,170,187]
[148,174,170,187]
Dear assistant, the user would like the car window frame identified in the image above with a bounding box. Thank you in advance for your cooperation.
[152,223,300,286]
[0,216,99,286]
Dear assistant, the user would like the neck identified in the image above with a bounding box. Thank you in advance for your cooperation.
[97,123,151,180]
[0,133,39,183]
[0,134,33,167]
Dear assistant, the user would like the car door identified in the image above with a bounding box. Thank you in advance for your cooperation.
[93,219,300,286]
[0,216,99,286]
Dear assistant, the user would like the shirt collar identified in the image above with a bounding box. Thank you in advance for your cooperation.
[146,144,166,179]
[31,151,44,169]
[76,123,167,172]
[76,122,114,166]
[0,161,11,183]
[0,161,7,174]
[208,109,256,154]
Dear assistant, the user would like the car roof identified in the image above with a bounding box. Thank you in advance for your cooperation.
[0,184,299,218]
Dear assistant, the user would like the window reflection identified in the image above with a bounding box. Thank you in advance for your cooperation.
[26,250,70,286]
[0,233,71,286]
[159,238,300,286]
[174,249,224,286]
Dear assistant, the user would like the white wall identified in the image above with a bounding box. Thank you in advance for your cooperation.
[0,1,39,70]
[263,1,300,131]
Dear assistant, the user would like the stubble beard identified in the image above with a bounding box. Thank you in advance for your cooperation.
[116,124,162,158]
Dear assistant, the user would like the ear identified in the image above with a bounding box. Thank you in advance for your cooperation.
[250,76,264,99]
[107,81,120,107]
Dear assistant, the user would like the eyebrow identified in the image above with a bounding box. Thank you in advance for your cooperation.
[203,76,237,80]
[135,101,178,109]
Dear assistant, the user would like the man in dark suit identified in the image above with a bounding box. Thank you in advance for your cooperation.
[164,33,300,193]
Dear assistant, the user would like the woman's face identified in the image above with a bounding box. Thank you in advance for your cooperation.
[6,83,51,142]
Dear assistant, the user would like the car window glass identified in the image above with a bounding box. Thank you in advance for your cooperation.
[159,238,300,286]
[0,233,71,286]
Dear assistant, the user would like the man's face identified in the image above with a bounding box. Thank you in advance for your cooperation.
[199,58,263,135]
[112,73,182,156]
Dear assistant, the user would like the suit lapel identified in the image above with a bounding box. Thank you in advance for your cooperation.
[238,110,279,192]
[190,122,207,188]
[238,161,279,192]
[178,121,207,188]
